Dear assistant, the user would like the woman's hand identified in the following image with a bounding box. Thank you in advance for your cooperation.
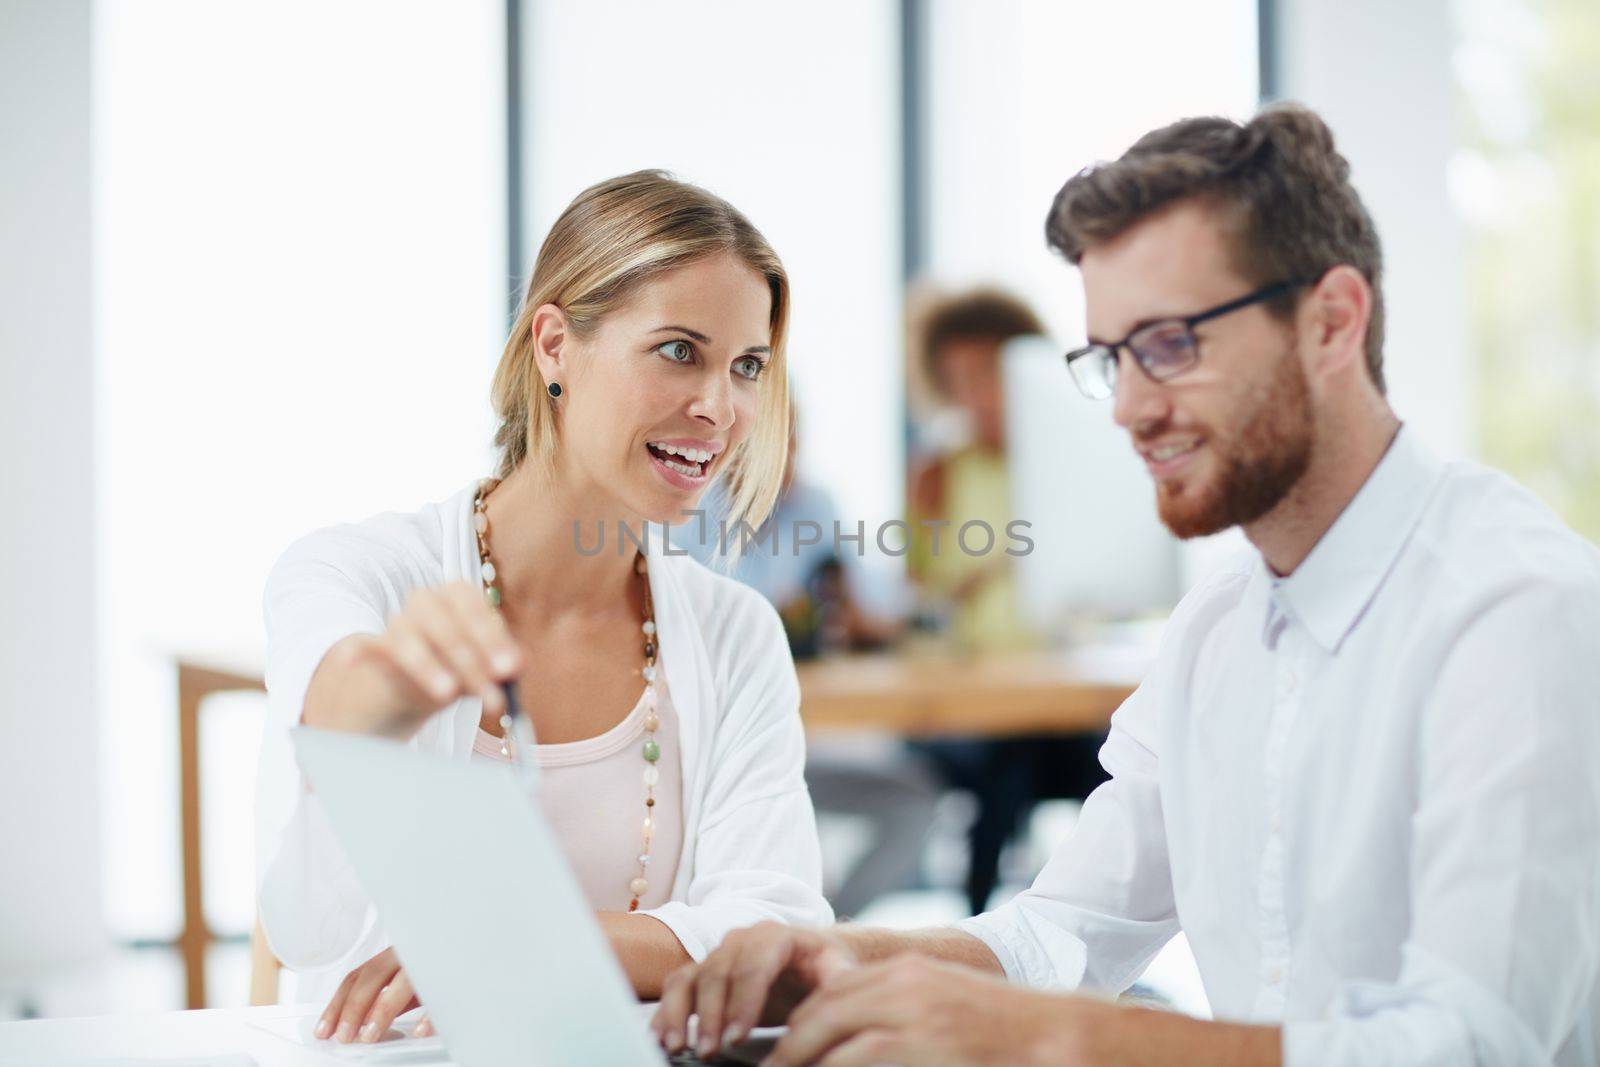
[314,946,435,1043]
[302,582,524,738]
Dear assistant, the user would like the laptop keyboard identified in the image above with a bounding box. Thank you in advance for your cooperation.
[665,1053,739,1065]
[663,1045,766,1065]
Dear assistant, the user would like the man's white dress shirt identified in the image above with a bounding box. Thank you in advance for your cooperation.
[959,427,1600,1065]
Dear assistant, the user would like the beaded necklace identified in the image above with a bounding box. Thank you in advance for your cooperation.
[472,478,663,913]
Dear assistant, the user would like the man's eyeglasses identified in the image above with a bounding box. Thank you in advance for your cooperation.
[1063,280,1308,400]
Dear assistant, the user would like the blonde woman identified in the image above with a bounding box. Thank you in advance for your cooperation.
[252,171,830,1045]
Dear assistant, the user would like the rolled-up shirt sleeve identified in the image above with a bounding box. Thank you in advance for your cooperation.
[956,676,1182,992]
[1284,579,1600,1066]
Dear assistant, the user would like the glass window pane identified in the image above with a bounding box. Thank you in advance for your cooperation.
[95,0,505,939]
[1453,0,1600,539]
[523,0,903,529]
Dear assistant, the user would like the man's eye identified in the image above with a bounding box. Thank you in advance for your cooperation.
[656,340,694,362]
[734,356,765,380]
[1134,325,1194,366]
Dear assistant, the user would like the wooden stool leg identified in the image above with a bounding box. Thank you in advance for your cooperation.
[178,665,208,1010]
[175,660,269,1010]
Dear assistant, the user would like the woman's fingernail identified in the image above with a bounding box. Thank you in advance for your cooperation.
[665,1030,682,1051]
[699,1037,716,1058]
[415,1020,433,1037]
[725,1024,746,1046]
[335,1021,354,1042]
[359,1021,378,1042]
[493,651,516,674]
[313,1018,331,1039]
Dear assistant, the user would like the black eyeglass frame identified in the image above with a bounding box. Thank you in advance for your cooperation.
[1063,279,1311,399]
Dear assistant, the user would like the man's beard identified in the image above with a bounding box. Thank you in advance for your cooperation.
[1154,347,1314,540]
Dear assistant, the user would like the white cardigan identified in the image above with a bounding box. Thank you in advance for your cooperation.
[253,481,831,1005]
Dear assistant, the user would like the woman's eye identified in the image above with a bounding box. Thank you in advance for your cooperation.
[656,340,694,363]
[734,356,765,381]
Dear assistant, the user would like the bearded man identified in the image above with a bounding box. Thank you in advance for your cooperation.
[653,103,1600,1067]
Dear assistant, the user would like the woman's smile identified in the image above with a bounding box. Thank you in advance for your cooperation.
[645,436,724,489]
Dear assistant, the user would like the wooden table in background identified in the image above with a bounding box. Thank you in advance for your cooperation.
[796,649,1137,738]
[172,645,1141,1008]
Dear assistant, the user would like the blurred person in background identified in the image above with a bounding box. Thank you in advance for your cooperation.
[652,104,1600,1067]
[906,289,1109,916]
[906,289,1038,650]
[679,399,937,918]
[254,171,831,1044]
[681,396,899,657]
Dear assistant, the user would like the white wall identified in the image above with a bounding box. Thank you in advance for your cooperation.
[94,0,506,939]
[0,0,107,988]
[1277,0,1472,458]
[923,0,1260,346]
[523,0,904,530]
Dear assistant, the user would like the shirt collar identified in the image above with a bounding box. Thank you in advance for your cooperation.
[1264,425,1444,654]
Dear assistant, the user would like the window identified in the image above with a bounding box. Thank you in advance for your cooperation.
[95,0,505,940]
[922,0,1260,345]
[1453,0,1600,539]
[522,1,903,531]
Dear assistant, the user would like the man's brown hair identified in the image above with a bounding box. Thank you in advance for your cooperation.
[1045,103,1387,392]
[914,287,1045,397]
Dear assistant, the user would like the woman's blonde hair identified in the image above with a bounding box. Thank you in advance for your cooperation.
[491,170,792,534]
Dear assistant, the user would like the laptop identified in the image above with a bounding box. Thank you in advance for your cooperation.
[290,726,772,1066]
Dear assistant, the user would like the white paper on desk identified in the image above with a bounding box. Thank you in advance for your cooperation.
[247,1010,453,1064]
[0,1059,258,1067]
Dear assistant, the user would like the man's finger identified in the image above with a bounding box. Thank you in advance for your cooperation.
[787,958,888,1020]
[811,945,858,987]
[774,969,910,1067]
[816,1028,906,1067]
[651,965,695,1053]
[692,958,733,1059]
[722,937,798,1040]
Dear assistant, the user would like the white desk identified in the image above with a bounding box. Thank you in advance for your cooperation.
[0,1004,453,1066]
[0,1003,681,1065]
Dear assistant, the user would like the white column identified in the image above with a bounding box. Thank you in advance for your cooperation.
[1276,0,1472,457]
[0,0,107,1000]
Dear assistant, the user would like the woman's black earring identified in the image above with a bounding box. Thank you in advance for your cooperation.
[547,382,563,399]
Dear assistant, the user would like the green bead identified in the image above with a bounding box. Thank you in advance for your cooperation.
[642,739,661,763]
[486,585,501,607]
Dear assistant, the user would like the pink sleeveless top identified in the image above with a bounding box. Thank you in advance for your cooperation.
[472,668,684,913]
